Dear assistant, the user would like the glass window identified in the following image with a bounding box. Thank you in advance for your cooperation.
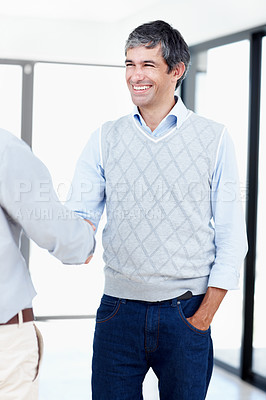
[0,64,22,137]
[30,63,132,316]
[194,40,250,369]
[253,36,266,378]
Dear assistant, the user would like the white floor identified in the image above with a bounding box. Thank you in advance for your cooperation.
[207,368,266,400]
[142,366,266,400]
[36,319,266,400]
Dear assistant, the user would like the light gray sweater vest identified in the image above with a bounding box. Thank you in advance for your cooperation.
[101,112,224,301]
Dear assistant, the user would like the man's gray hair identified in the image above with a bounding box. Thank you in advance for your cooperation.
[125,20,190,89]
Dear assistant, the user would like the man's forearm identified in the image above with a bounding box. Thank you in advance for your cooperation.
[187,287,227,331]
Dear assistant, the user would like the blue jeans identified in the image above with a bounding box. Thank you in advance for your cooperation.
[92,294,213,400]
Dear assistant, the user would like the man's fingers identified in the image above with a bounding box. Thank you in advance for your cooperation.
[84,219,96,231]
[85,255,93,264]
[84,219,95,264]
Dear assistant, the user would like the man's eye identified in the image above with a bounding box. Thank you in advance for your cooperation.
[144,64,155,67]
[126,63,134,67]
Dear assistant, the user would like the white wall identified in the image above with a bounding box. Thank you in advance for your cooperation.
[0,17,125,64]
[0,0,265,64]
[120,0,266,47]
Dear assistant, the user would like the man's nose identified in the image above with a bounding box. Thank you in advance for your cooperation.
[131,67,145,82]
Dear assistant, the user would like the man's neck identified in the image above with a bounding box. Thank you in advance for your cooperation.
[138,98,176,132]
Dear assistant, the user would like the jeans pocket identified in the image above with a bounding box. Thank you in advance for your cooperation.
[96,296,121,323]
[177,301,210,336]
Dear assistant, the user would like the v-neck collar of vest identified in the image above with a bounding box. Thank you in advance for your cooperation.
[131,97,192,143]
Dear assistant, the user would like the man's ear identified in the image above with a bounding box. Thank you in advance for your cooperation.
[172,62,186,83]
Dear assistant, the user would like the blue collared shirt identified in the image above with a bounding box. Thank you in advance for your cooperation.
[67,97,248,291]
[133,99,178,138]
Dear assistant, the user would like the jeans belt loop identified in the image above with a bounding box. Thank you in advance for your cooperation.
[171,298,177,307]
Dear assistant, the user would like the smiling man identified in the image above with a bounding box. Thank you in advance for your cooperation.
[125,44,185,131]
[68,20,248,400]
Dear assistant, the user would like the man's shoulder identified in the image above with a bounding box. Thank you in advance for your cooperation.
[101,114,132,136]
[0,128,29,148]
[0,128,31,165]
[0,128,22,154]
[188,111,225,133]
[0,128,17,147]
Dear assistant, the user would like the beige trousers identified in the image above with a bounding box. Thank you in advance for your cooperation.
[0,316,43,400]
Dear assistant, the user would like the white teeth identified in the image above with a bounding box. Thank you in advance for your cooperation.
[133,85,150,91]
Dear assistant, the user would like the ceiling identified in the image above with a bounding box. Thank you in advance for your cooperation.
[0,0,265,46]
[0,0,160,22]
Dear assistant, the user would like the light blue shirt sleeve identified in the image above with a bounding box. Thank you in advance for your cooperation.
[209,129,248,290]
[0,135,95,265]
[67,128,106,230]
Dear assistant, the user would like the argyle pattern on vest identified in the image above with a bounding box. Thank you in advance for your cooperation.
[101,113,224,287]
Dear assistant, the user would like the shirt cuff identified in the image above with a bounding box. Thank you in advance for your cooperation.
[207,265,240,290]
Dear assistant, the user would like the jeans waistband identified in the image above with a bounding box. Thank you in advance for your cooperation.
[103,291,195,306]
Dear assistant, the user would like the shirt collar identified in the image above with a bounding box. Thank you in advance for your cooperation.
[132,95,190,130]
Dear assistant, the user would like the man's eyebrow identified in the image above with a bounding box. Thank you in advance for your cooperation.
[143,60,157,64]
[125,59,157,65]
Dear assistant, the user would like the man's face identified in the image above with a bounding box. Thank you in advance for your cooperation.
[125,44,179,111]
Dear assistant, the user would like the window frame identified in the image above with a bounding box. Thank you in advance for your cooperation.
[182,24,266,391]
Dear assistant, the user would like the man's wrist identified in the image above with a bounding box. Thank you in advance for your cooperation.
[188,287,227,330]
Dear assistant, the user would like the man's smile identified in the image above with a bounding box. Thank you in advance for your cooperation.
[132,84,152,93]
